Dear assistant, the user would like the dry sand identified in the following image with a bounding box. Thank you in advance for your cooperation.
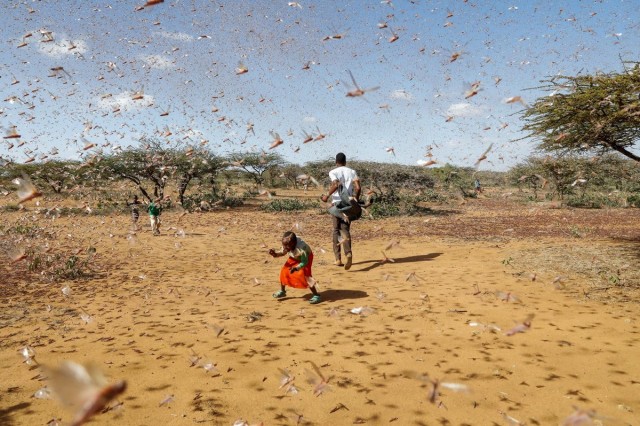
[1,194,639,425]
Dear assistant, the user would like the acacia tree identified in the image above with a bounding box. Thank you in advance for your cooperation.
[7,160,80,194]
[521,62,640,162]
[93,138,172,201]
[226,152,285,187]
[352,161,435,201]
[431,164,475,198]
[277,163,304,189]
[509,157,578,200]
[95,150,155,201]
[508,154,639,201]
[173,149,224,205]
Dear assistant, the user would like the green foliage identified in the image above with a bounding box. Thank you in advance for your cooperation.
[274,163,305,188]
[367,194,434,217]
[431,164,475,197]
[27,250,94,281]
[565,193,624,209]
[368,201,401,217]
[303,159,437,202]
[180,190,245,210]
[627,194,640,208]
[7,160,81,194]
[521,62,640,162]
[92,138,224,203]
[419,189,450,203]
[352,161,435,202]
[260,198,318,212]
[226,152,286,186]
[509,154,640,204]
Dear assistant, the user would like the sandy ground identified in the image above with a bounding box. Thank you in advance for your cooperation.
[1,193,639,426]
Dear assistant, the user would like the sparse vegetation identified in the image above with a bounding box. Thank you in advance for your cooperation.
[260,198,318,212]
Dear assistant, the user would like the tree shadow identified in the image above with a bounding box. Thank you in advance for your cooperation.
[352,253,443,272]
[0,402,32,426]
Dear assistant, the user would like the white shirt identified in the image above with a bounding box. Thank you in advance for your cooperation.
[328,166,359,205]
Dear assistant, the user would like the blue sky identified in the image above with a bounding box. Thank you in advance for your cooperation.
[0,0,638,171]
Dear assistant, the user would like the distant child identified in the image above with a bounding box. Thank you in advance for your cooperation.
[269,231,320,304]
[474,179,483,194]
[127,195,142,231]
[147,198,162,236]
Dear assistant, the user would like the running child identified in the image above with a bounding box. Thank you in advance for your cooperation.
[127,195,142,231]
[269,231,321,304]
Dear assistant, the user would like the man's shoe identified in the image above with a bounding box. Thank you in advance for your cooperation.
[344,254,352,270]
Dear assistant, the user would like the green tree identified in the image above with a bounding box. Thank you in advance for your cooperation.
[225,152,285,187]
[173,149,224,206]
[352,161,435,202]
[521,62,640,162]
[431,164,475,198]
[10,160,80,194]
[277,163,305,189]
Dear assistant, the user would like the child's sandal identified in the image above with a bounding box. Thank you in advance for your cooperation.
[309,295,321,304]
[273,290,287,298]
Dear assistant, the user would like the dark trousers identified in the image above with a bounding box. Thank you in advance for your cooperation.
[332,215,352,260]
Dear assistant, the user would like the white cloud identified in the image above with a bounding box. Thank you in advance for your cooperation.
[446,102,484,117]
[38,38,88,58]
[140,54,175,69]
[96,91,154,112]
[154,31,194,42]
[390,89,412,100]
[303,116,317,123]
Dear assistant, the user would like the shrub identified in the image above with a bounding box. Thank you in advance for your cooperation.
[367,194,435,218]
[628,194,640,208]
[419,190,449,204]
[181,191,245,210]
[26,249,96,282]
[565,193,622,209]
[369,201,400,217]
[260,198,318,212]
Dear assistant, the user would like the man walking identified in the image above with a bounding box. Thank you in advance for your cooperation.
[320,153,361,270]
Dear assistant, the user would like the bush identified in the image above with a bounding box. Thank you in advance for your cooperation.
[367,194,434,218]
[260,198,318,212]
[27,250,95,281]
[565,193,622,209]
[628,194,640,208]
[181,191,245,210]
[369,201,400,217]
[419,190,449,204]
[222,196,244,208]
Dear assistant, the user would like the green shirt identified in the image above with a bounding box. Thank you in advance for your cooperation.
[279,238,312,268]
[147,202,161,216]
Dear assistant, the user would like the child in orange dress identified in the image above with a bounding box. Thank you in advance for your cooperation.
[269,231,320,304]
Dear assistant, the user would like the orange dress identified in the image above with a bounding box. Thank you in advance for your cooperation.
[279,240,314,289]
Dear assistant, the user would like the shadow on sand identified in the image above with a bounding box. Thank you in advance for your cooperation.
[318,289,368,302]
[0,402,32,426]
[352,252,443,272]
[275,289,368,303]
